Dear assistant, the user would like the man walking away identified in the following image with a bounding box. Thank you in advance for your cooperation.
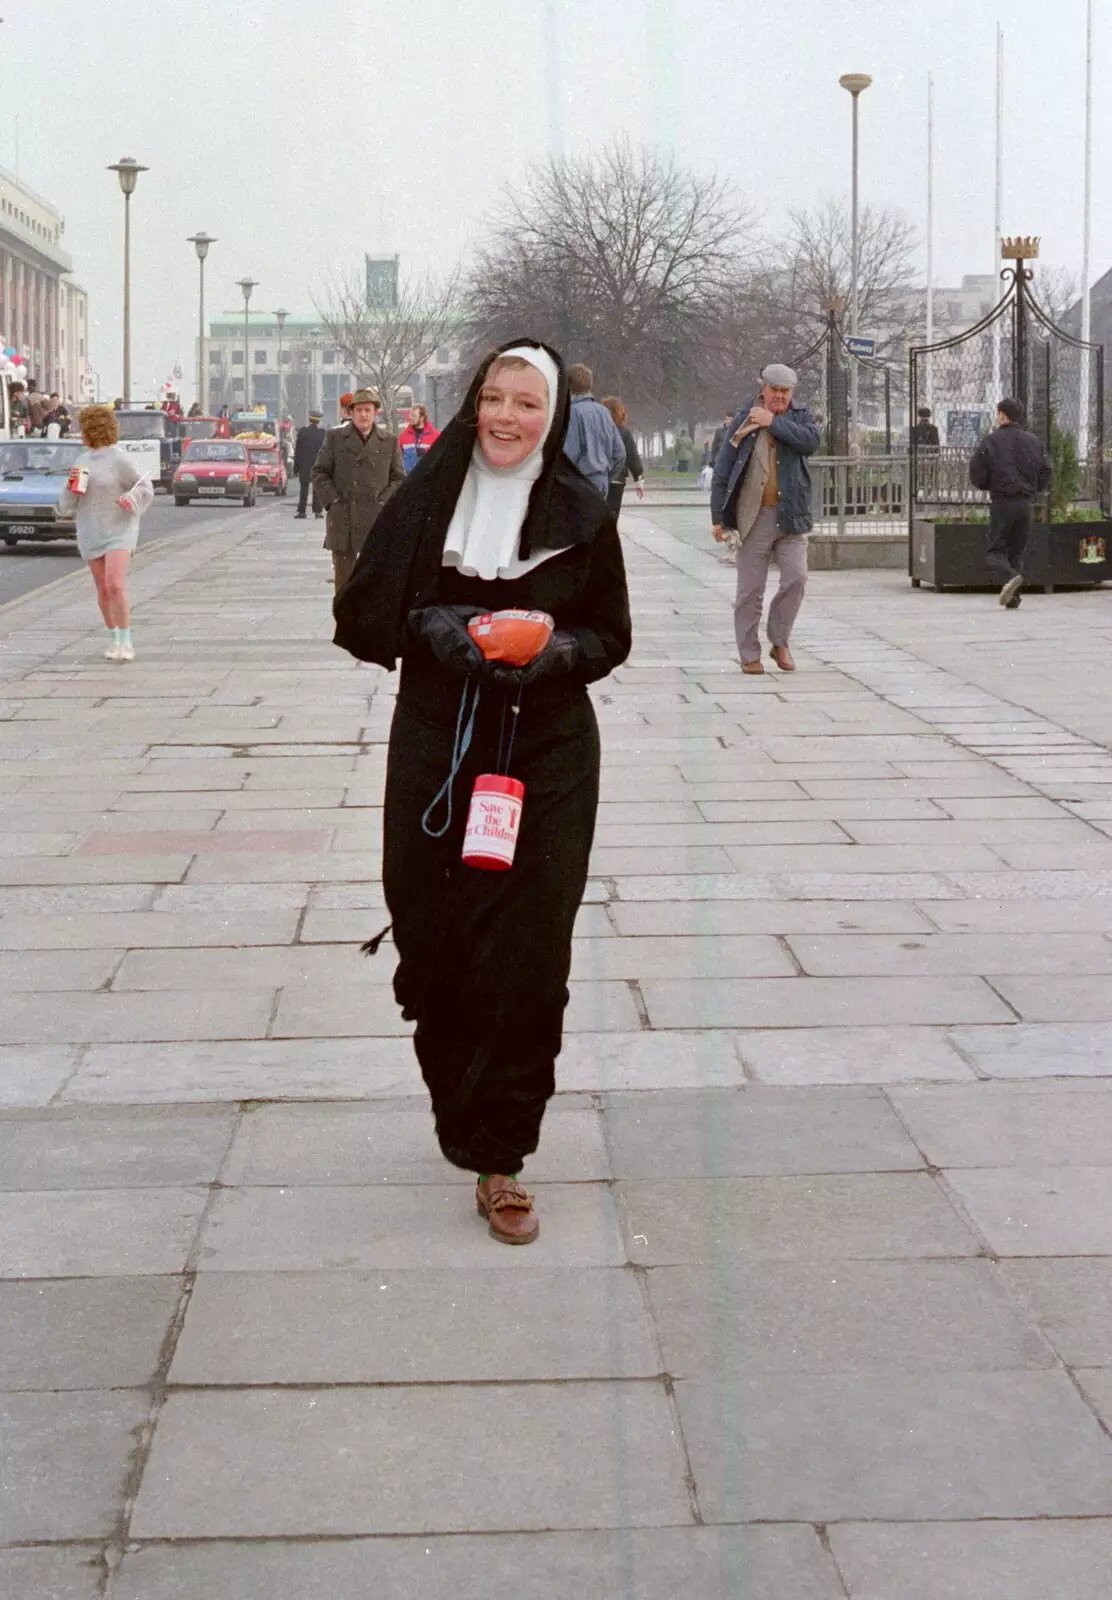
[293,410,327,519]
[711,363,820,675]
[312,387,405,593]
[910,407,940,449]
[969,397,1051,608]
[563,363,625,500]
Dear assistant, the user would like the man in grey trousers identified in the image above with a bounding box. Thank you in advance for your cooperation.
[710,364,820,674]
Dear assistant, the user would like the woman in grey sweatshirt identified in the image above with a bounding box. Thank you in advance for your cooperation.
[57,405,154,662]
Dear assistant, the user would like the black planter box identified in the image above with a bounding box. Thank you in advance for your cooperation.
[911,518,1112,590]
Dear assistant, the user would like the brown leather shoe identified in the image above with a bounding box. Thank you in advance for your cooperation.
[769,645,796,672]
[476,1176,539,1245]
[741,659,766,675]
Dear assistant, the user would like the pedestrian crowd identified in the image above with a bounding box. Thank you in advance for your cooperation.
[48,334,1060,1256]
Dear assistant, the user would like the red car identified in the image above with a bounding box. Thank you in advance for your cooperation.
[246,439,288,496]
[173,440,257,507]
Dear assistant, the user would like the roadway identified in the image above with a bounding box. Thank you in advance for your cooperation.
[0,494,291,608]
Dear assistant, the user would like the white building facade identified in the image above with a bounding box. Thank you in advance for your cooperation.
[0,166,89,398]
[204,313,464,427]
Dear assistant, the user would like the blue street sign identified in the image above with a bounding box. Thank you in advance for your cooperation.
[846,335,877,359]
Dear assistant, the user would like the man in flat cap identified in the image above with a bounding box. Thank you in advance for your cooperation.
[312,387,405,592]
[711,363,820,674]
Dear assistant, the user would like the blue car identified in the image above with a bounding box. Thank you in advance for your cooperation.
[0,438,86,546]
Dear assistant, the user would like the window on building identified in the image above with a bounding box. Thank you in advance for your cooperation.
[255,349,267,365]
[209,349,222,365]
[437,348,451,365]
[79,339,85,357]
[322,349,336,365]
[279,350,291,364]
[232,350,244,365]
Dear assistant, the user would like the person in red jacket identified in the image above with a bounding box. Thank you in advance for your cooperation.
[399,403,441,473]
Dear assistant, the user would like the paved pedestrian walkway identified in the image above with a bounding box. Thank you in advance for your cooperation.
[1,504,1111,1598]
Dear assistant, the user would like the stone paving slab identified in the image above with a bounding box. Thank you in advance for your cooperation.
[889,1083,1112,1166]
[602,1086,922,1176]
[646,1258,1054,1377]
[129,1383,692,1537]
[675,1371,1112,1522]
[945,1166,1112,1255]
[170,1266,656,1384]
[60,1038,417,1103]
[0,1547,102,1600]
[737,1023,972,1083]
[0,1045,78,1106]
[0,1389,152,1541]
[0,1276,181,1389]
[1001,1259,1112,1365]
[0,1105,236,1189]
[618,1172,979,1264]
[641,974,1012,1029]
[0,1187,207,1277]
[827,1520,1112,1600]
[114,1525,844,1600]
[221,1103,608,1185]
[198,1182,626,1270]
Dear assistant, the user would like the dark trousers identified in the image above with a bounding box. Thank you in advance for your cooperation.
[606,482,625,519]
[297,474,321,515]
[986,497,1033,583]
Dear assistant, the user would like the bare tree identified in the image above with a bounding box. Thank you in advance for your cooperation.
[467,140,760,430]
[313,267,462,419]
[772,199,920,362]
[1033,264,1081,330]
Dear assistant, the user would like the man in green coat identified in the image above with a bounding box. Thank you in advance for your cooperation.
[311,387,405,592]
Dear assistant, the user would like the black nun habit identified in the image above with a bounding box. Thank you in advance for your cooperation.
[334,341,631,1176]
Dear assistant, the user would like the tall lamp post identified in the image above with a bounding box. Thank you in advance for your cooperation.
[236,277,258,412]
[187,233,216,414]
[275,307,288,420]
[107,158,148,405]
[839,74,872,446]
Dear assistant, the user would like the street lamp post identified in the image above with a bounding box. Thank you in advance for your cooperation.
[275,307,288,421]
[839,74,872,447]
[187,233,216,414]
[236,277,258,412]
[107,158,148,405]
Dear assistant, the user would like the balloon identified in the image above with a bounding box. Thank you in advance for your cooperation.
[3,348,14,358]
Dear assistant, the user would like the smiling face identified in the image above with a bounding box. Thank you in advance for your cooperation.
[476,361,550,469]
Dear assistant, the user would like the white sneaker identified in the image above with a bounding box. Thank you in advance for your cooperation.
[104,641,122,662]
[117,641,135,662]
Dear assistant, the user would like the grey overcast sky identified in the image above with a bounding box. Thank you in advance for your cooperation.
[7,0,1107,400]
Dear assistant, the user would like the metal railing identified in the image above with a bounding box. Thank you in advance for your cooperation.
[811,455,907,536]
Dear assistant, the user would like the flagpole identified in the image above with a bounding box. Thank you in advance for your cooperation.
[926,73,934,412]
[1080,0,1094,460]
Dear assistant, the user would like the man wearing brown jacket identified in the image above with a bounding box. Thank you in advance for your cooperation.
[311,387,405,592]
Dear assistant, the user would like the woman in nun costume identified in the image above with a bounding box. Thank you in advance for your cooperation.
[334,341,631,1243]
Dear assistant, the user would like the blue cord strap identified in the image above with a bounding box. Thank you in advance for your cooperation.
[421,679,482,838]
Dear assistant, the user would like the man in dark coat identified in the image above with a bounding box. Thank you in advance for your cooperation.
[910,407,941,449]
[312,386,405,591]
[969,397,1052,608]
[293,410,327,519]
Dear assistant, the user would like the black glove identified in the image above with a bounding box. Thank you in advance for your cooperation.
[408,604,485,677]
[482,631,582,693]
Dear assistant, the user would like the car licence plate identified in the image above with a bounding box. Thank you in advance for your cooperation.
[5,524,39,536]
[198,486,226,495]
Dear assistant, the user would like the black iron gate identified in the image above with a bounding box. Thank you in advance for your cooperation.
[792,307,895,456]
[908,239,1106,537]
